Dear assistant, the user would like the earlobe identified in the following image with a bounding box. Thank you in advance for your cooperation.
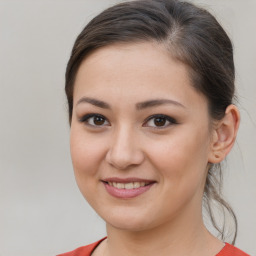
[208,104,240,164]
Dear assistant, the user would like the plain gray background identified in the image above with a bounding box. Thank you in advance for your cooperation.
[0,0,255,255]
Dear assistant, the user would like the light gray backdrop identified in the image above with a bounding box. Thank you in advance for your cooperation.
[0,0,255,255]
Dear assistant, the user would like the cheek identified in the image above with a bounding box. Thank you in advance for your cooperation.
[69,126,108,206]
[70,126,106,179]
[147,129,210,216]
[148,127,210,180]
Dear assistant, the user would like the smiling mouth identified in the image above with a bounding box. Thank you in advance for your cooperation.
[105,181,151,190]
[102,178,156,198]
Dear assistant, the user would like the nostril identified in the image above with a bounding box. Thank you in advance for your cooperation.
[105,145,144,170]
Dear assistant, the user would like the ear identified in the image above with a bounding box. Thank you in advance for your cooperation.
[208,104,240,164]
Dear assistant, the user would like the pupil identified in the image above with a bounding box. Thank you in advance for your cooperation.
[154,117,166,126]
[94,116,104,125]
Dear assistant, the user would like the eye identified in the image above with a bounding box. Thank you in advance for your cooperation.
[143,114,177,128]
[79,114,110,127]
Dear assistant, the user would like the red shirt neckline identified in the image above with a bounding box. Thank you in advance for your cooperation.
[216,242,250,256]
[57,238,250,256]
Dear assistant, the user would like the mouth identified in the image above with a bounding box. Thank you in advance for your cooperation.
[104,181,152,189]
[101,178,156,199]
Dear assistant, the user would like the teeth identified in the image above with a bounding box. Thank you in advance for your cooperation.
[124,183,133,189]
[108,181,149,189]
[133,182,140,188]
[117,183,124,189]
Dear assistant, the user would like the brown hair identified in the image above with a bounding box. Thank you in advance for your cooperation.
[65,0,237,244]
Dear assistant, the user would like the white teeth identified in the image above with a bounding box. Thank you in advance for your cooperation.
[124,183,134,189]
[108,181,149,189]
[133,182,140,188]
[117,183,124,189]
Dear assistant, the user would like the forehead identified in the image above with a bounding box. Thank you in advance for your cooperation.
[74,42,207,110]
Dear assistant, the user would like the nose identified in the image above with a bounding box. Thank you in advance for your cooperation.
[105,126,144,170]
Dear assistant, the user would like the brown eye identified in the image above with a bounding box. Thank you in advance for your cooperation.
[79,114,110,127]
[93,116,105,125]
[144,114,177,128]
[154,117,167,126]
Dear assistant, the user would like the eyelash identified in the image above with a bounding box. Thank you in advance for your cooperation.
[79,113,177,129]
[79,114,110,127]
[143,114,178,129]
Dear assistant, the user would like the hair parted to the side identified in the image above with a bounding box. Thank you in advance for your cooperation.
[65,0,237,244]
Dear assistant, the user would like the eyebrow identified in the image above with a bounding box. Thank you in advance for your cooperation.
[136,99,185,110]
[76,97,111,109]
[76,97,185,110]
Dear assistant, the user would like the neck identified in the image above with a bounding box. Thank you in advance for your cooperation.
[103,212,223,256]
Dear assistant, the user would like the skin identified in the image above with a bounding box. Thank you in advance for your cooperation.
[70,42,240,256]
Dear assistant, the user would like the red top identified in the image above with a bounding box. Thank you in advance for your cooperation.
[57,238,250,256]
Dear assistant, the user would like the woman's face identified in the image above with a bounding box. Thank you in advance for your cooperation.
[70,42,214,231]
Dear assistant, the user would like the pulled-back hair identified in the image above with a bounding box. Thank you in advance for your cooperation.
[65,0,237,244]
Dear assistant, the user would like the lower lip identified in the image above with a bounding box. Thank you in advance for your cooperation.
[103,182,155,199]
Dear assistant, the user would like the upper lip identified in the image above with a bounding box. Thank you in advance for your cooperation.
[101,177,156,183]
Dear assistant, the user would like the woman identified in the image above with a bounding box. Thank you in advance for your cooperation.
[58,0,249,255]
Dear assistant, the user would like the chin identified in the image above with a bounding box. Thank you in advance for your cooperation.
[100,208,154,232]
[108,219,152,232]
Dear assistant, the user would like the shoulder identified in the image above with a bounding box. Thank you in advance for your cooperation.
[216,243,250,256]
[57,237,106,256]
